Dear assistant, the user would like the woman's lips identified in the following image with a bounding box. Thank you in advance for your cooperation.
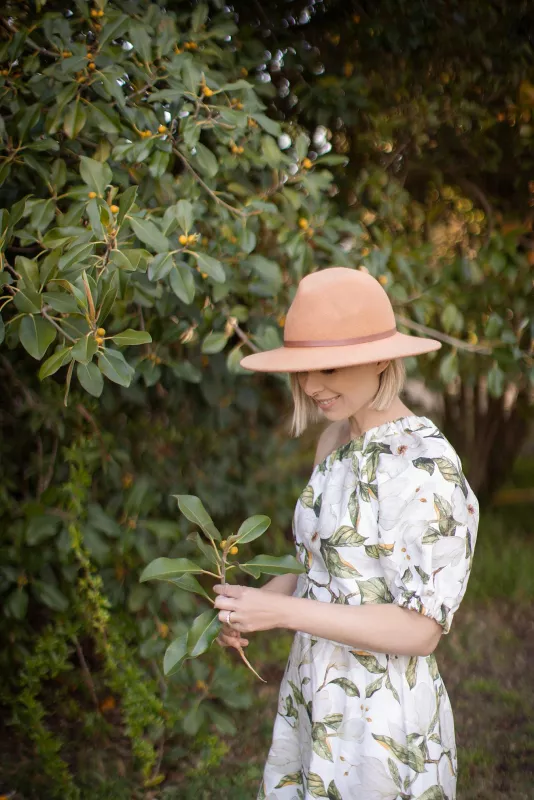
[315,395,340,411]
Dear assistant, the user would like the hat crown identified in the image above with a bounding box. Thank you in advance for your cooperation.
[284,267,395,344]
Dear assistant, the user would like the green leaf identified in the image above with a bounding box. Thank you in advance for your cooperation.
[439,351,458,384]
[372,735,426,773]
[71,335,98,364]
[13,286,41,314]
[110,329,152,347]
[79,156,113,197]
[173,495,221,541]
[139,557,204,582]
[63,101,87,139]
[356,577,394,604]
[261,135,284,167]
[487,362,504,398]
[98,348,134,387]
[169,263,196,304]
[194,143,218,177]
[239,554,305,578]
[117,186,138,227]
[148,252,174,281]
[327,677,360,697]
[234,515,271,545]
[5,588,28,620]
[188,251,226,283]
[19,315,56,360]
[172,361,202,383]
[349,651,387,674]
[307,772,329,798]
[39,346,73,379]
[58,242,95,272]
[251,113,282,137]
[98,14,129,48]
[129,216,169,252]
[109,250,136,271]
[163,634,189,676]
[167,573,212,602]
[187,609,221,658]
[42,292,79,314]
[175,199,194,233]
[32,581,69,612]
[77,362,104,397]
[413,457,435,475]
[201,331,228,354]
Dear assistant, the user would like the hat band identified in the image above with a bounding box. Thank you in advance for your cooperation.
[284,327,397,348]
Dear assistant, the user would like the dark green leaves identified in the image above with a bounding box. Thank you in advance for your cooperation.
[139,557,204,582]
[19,315,56,360]
[173,495,221,542]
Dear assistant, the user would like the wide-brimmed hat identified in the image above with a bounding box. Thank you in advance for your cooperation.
[240,267,441,373]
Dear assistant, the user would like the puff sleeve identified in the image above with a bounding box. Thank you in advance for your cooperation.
[377,436,479,634]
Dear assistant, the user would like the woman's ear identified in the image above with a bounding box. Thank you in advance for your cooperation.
[376,360,390,376]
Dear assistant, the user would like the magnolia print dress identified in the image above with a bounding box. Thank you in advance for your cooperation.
[259,415,479,800]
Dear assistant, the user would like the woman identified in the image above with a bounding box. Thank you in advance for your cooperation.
[213,267,479,800]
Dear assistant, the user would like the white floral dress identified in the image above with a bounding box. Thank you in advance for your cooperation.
[259,415,479,800]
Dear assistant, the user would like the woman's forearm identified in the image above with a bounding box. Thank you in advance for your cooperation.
[260,573,298,596]
[278,595,442,656]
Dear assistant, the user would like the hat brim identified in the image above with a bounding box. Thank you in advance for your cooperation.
[240,332,441,373]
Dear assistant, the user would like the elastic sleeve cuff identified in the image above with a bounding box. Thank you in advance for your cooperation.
[393,589,453,634]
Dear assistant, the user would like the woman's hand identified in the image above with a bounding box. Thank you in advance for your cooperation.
[213,582,284,635]
[216,622,249,650]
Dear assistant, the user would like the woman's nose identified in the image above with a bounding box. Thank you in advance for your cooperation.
[301,371,323,395]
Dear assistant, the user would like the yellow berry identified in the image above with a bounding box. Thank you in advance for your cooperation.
[88,62,96,71]
[93,23,101,30]
[158,622,169,638]
[97,9,104,16]
[247,117,258,128]
[62,51,72,58]
[143,129,151,137]
[298,217,309,229]
[158,124,167,134]
[203,86,214,97]
[174,47,183,54]
[95,336,104,345]
[302,157,313,169]
[109,204,119,213]
[200,272,208,279]
[187,234,196,244]
[90,8,98,17]
[378,275,388,285]
[184,41,198,50]
[96,327,106,336]
[240,67,248,77]
[88,191,97,199]
[179,234,188,245]
[306,227,314,237]
[230,546,238,555]
[220,539,227,549]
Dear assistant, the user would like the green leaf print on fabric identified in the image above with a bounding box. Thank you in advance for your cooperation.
[328,525,366,547]
[327,677,360,697]
[385,671,401,703]
[415,787,446,800]
[274,772,303,789]
[300,485,315,509]
[358,481,378,502]
[415,565,430,584]
[365,674,385,697]
[406,656,418,689]
[402,567,413,583]
[350,651,387,674]
[311,722,334,761]
[321,544,361,578]
[348,489,360,526]
[327,779,343,800]
[323,712,344,730]
[307,772,329,798]
[422,527,441,544]
[288,679,306,707]
[365,543,394,559]
[357,576,394,604]
[433,457,467,495]
[372,734,426,772]
[388,757,403,789]
[313,494,323,518]
[413,457,436,475]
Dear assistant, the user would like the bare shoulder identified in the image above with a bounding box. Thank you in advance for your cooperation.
[313,421,349,467]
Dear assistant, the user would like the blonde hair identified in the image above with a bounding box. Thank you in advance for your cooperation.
[289,359,406,437]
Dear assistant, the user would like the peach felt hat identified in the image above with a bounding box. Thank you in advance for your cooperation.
[240,267,441,373]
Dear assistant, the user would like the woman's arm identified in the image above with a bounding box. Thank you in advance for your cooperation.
[279,595,442,656]
[260,573,298,595]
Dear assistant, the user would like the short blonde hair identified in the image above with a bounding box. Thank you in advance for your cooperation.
[289,359,406,437]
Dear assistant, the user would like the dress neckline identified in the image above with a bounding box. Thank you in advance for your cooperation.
[313,414,434,473]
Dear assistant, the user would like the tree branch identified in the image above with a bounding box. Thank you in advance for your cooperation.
[395,314,492,354]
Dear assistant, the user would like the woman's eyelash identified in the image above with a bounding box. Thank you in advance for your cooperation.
[321,369,337,375]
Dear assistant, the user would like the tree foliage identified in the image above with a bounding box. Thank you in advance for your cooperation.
[0,0,532,795]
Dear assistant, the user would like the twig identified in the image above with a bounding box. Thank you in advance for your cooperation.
[41,306,77,343]
[395,314,492,354]
[73,636,100,710]
[172,146,253,218]
[228,319,261,352]
[2,18,58,58]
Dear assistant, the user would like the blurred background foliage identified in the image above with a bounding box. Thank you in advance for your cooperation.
[0,0,532,797]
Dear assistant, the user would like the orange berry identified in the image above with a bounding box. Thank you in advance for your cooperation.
[302,157,313,169]
[88,62,96,71]
[378,275,388,285]
[179,234,188,245]
[110,204,119,213]
[96,327,106,336]
[90,8,98,17]
[157,124,167,134]
[95,336,104,345]
[240,67,248,77]
[97,8,104,16]
[158,622,169,638]
[298,217,309,230]
[200,272,208,279]
[203,86,214,97]
[143,129,151,137]
[88,191,97,199]
[229,546,238,555]
[100,696,115,712]
[62,51,72,58]
[174,47,183,54]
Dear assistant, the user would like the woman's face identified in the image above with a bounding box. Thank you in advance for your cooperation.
[297,362,388,421]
